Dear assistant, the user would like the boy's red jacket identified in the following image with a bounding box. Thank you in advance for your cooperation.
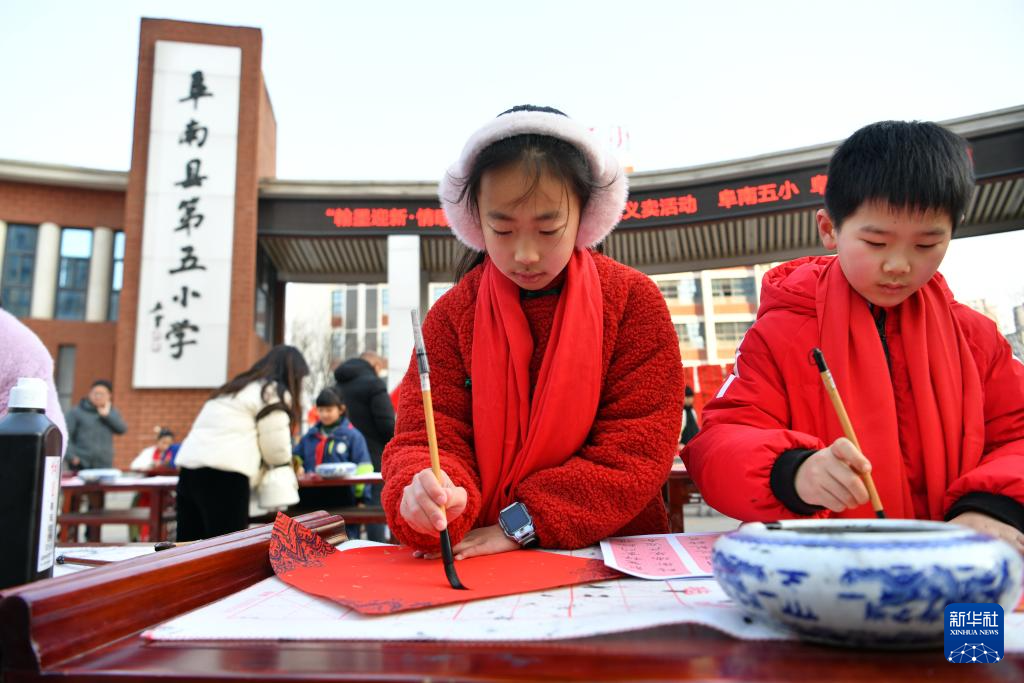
[382,254,684,551]
[683,255,1024,522]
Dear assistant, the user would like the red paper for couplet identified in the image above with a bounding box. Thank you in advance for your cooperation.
[269,513,621,614]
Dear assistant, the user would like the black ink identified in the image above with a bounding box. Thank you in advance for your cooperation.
[168,245,207,274]
[175,159,207,189]
[179,71,213,109]
[178,119,209,147]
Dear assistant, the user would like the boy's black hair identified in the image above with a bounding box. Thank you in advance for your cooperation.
[157,428,175,440]
[453,104,601,281]
[91,379,113,392]
[315,388,343,408]
[825,120,974,232]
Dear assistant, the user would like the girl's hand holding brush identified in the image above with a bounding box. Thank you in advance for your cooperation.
[400,467,467,536]
[794,437,873,513]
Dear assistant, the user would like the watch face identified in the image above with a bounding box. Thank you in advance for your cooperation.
[501,504,530,530]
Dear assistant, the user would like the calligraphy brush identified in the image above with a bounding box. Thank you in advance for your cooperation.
[411,310,467,590]
[56,554,112,567]
[811,347,886,518]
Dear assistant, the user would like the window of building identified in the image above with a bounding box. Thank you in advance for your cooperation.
[429,283,452,307]
[711,277,755,299]
[679,277,702,303]
[330,330,345,361]
[55,345,76,414]
[331,289,344,320]
[364,287,379,354]
[107,231,125,321]
[254,248,276,342]
[657,280,679,301]
[1,224,38,318]
[55,228,92,320]
[674,322,706,349]
[715,320,754,343]
[329,284,392,362]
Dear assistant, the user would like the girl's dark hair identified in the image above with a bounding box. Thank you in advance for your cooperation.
[210,345,310,428]
[450,105,602,281]
[825,120,974,233]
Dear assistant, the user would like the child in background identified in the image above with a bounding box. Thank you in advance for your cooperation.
[128,427,177,540]
[129,427,177,471]
[294,388,373,507]
[683,120,1024,553]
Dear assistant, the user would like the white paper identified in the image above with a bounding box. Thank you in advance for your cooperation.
[144,573,794,642]
[143,541,1024,648]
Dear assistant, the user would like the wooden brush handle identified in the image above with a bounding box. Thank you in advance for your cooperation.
[421,389,446,514]
[821,371,885,515]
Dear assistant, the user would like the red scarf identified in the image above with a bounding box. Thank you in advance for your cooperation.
[815,259,986,519]
[472,248,604,524]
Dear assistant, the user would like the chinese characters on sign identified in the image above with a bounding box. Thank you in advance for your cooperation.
[133,41,241,388]
[316,173,829,233]
[621,195,699,221]
[616,173,829,227]
[325,206,449,229]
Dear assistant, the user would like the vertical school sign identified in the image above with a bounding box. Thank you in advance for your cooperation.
[133,41,241,388]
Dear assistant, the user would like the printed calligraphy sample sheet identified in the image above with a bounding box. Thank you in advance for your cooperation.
[600,533,721,580]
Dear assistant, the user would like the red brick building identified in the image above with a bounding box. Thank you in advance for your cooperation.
[0,19,281,464]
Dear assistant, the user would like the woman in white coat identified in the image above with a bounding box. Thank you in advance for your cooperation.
[174,345,309,540]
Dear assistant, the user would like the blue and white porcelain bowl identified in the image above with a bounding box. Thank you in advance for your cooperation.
[712,519,1023,648]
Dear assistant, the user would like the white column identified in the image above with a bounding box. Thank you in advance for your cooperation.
[0,221,7,283]
[700,271,718,363]
[85,227,113,322]
[30,222,61,319]
[387,235,421,393]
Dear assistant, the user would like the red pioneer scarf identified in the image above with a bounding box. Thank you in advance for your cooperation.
[472,248,604,524]
[815,258,986,519]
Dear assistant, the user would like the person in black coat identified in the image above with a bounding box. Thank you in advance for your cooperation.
[680,385,700,445]
[334,351,395,541]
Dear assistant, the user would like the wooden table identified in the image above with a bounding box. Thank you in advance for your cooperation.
[59,476,178,543]
[297,472,383,488]
[1,511,1017,682]
[295,472,387,526]
[665,463,700,533]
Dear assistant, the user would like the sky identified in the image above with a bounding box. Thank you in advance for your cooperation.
[1,0,1023,329]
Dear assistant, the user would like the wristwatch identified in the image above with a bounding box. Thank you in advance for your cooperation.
[498,501,537,547]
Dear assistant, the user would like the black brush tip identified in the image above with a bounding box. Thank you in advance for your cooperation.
[811,347,828,373]
[439,529,468,590]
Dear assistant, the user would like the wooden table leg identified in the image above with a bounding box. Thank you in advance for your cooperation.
[153,489,171,542]
[667,477,686,533]
[59,491,76,542]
